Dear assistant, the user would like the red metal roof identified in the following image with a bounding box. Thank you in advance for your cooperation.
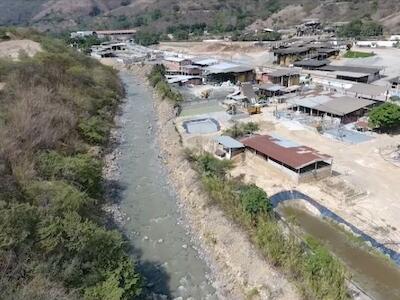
[242,135,331,169]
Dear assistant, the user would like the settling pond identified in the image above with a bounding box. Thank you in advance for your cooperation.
[116,71,216,298]
[279,203,400,300]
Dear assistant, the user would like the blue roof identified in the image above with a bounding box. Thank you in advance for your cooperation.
[215,136,244,149]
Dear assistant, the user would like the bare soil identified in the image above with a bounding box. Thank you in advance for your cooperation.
[229,107,400,254]
[0,39,41,60]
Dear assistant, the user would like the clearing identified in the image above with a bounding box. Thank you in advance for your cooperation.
[0,39,41,60]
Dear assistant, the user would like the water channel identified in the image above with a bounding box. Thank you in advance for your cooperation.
[116,71,216,299]
[279,204,400,300]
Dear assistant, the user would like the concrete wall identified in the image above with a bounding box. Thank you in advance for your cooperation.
[356,40,397,48]
[298,165,332,183]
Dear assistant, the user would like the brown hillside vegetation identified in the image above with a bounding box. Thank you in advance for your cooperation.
[0,0,400,33]
[0,32,142,299]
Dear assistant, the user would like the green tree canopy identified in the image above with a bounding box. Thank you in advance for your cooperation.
[369,103,400,131]
[239,184,272,220]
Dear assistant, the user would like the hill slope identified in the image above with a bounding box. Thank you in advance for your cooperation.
[0,0,400,33]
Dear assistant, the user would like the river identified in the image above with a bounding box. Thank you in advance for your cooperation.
[115,71,217,299]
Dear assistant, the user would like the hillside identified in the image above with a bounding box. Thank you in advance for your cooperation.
[1,0,400,34]
[2,1,400,34]
[0,30,142,299]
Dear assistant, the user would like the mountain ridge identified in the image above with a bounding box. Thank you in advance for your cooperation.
[0,0,399,34]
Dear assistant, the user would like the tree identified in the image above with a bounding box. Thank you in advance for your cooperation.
[196,153,234,178]
[223,122,259,138]
[239,184,272,221]
[338,19,383,38]
[369,103,400,131]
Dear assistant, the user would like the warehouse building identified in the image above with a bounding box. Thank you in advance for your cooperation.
[242,134,333,183]
[318,65,383,83]
[287,94,376,123]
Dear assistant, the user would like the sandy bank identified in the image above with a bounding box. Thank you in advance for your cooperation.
[124,64,299,299]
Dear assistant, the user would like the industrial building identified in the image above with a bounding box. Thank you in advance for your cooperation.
[318,65,383,83]
[347,83,389,101]
[203,62,255,83]
[287,94,376,123]
[163,57,193,73]
[242,134,333,183]
[267,68,301,87]
[273,46,313,66]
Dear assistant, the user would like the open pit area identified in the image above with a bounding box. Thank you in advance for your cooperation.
[154,41,275,67]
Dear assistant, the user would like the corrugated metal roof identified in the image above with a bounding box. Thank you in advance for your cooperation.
[348,83,388,96]
[289,96,375,116]
[164,56,191,63]
[294,59,329,67]
[273,47,310,55]
[192,58,219,66]
[215,136,244,149]
[205,63,253,74]
[319,65,382,74]
[269,68,301,77]
[242,135,331,169]
[335,71,370,79]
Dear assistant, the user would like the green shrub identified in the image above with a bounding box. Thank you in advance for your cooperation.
[37,152,102,198]
[195,152,234,178]
[223,122,259,138]
[0,203,39,251]
[239,184,272,220]
[38,212,142,295]
[79,116,111,145]
[25,181,95,218]
[148,65,183,104]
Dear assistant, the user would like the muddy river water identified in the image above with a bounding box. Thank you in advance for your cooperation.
[280,204,400,300]
[116,71,216,299]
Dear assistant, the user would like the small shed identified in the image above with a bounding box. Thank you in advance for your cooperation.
[214,136,245,159]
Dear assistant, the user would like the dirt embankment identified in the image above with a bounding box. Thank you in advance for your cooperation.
[0,39,41,60]
[124,64,299,300]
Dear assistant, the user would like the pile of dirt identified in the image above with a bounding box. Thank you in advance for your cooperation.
[0,39,41,60]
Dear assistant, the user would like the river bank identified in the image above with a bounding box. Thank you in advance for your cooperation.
[121,63,299,299]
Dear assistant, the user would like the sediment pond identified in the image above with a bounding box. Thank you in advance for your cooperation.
[279,204,400,300]
[116,71,216,298]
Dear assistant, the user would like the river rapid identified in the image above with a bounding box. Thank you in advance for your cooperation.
[112,70,217,299]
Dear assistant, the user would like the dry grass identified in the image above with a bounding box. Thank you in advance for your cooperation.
[0,86,76,160]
